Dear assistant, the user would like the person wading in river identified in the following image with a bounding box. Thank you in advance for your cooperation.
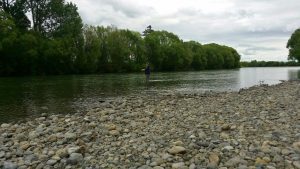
[145,65,151,87]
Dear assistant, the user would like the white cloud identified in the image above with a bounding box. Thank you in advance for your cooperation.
[68,0,300,61]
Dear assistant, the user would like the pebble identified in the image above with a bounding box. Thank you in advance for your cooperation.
[67,153,83,165]
[293,161,300,169]
[209,153,220,165]
[0,151,5,158]
[293,142,300,152]
[1,123,10,128]
[225,156,245,167]
[109,130,120,136]
[255,157,268,166]
[153,166,164,169]
[46,159,57,166]
[3,161,18,169]
[56,148,68,158]
[168,146,187,154]
[172,162,187,169]
[65,132,77,140]
[223,145,234,151]
[221,124,231,131]
[20,141,30,150]
[67,146,81,154]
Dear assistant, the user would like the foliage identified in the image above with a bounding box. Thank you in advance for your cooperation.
[287,28,300,61]
[240,60,300,67]
[0,0,30,30]
[0,2,241,76]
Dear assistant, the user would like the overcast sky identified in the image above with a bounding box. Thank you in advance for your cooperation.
[68,0,300,61]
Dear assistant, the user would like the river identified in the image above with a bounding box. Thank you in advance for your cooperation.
[0,67,300,123]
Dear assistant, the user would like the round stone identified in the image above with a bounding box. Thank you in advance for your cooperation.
[3,161,18,169]
[67,153,83,165]
[46,159,57,166]
[168,146,187,154]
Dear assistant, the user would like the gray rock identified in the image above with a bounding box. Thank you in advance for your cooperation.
[238,165,248,169]
[5,152,12,159]
[207,163,218,169]
[109,130,120,136]
[3,161,18,169]
[223,146,234,151]
[19,141,30,150]
[67,153,83,165]
[56,148,68,158]
[221,124,231,131]
[266,166,276,169]
[46,159,57,166]
[0,151,5,158]
[24,154,38,163]
[189,163,196,169]
[64,132,77,140]
[172,162,188,169]
[138,165,152,169]
[28,131,39,139]
[293,161,300,169]
[67,146,81,154]
[225,156,246,167]
[1,123,10,128]
[209,153,220,165]
[36,125,44,134]
[15,133,27,141]
[168,146,187,154]
[293,142,300,152]
[198,131,207,139]
[153,167,164,169]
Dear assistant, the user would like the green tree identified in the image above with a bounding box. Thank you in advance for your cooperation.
[0,11,18,75]
[0,0,30,30]
[144,30,184,71]
[287,28,300,61]
[185,41,207,70]
[15,32,39,75]
[26,0,83,38]
[79,25,101,73]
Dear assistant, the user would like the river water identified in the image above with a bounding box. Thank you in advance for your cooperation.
[1,67,300,123]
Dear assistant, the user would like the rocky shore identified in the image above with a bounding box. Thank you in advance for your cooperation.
[1,81,300,169]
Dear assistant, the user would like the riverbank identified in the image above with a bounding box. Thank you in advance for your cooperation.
[1,81,300,169]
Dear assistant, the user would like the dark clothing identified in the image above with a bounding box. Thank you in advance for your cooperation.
[145,66,150,75]
[145,66,150,86]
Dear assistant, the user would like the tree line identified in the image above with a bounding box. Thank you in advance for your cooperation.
[0,0,242,76]
[240,60,300,67]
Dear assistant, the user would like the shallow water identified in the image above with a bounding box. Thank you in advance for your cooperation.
[1,67,300,123]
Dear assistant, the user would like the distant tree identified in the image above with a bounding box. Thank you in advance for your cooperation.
[287,28,300,61]
[142,25,154,37]
[240,60,300,67]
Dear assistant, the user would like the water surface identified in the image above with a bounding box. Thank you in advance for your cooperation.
[1,67,300,123]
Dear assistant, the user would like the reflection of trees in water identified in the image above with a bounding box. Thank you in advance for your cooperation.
[288,69,300,80]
